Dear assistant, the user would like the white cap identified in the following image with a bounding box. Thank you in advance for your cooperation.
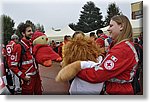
[11,34,19,40]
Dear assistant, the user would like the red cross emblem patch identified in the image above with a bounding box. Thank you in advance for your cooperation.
[104,60,114,70]
[6,46,11,54]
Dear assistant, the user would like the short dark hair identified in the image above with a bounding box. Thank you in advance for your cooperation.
[134,38,138,43]
[90,32,95,37]
[18,23,31,34]
[96,30,103,35]
[64,35,71,40]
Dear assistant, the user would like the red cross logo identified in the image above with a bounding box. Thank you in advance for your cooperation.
[6,46,11,54]
[107,63,111,67]
[104,60,114,70]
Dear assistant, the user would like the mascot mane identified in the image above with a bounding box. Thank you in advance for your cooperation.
[62,36,102,67]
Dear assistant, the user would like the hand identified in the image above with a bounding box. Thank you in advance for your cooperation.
[55,61,81,82]
[56,57,62,62]
[43,60,52,67]
[23,75,31,82]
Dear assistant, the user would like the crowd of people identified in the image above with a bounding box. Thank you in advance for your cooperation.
[0,15,143,95]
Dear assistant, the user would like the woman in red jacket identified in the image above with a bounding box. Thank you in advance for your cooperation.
[57,15,139,95]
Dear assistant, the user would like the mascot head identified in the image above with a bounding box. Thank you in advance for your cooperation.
[31,31,48,45]
[62,34,103,67]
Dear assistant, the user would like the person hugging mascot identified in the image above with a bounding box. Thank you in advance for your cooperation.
[31,31,62,67]
[56,31,105,95]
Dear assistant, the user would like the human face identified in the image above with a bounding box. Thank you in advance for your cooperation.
[107,20,123,40]
[24,27,33,40]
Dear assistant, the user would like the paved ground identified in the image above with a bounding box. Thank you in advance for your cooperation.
[39,61,70,95]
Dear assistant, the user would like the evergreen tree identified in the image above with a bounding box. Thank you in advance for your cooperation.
[104,2,122,27]
[1,15,15,45]
[69,23,76,31]
[69,1,104,33]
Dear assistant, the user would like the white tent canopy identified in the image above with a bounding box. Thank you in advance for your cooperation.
[45,18,142,42]
[87,18,142,36]
[45,26,75,38]
[45,26,75,42]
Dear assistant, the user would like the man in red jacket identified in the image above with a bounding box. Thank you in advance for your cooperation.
[6,34,21,94]
[6,23,42,95]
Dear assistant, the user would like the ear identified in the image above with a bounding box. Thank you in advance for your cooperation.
[22,32,25,37]
[119,23,124,31]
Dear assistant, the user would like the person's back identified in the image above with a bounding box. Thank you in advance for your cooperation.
[69,57,104,95]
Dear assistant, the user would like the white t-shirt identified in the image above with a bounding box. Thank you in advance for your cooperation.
[69,56,104,95]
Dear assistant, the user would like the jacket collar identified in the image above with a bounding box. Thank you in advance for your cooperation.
[21,38,31,49]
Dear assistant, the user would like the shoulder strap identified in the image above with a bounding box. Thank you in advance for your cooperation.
[19,42,26,55]
[18,42,26,68]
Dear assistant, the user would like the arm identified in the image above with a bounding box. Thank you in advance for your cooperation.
[80,56,103,69]
[7,44,27,81]
[56,56,103,82]
[77,49,130,83]
[55,61,81,82]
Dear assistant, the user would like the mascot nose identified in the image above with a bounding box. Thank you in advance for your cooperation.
[46,38,48,41]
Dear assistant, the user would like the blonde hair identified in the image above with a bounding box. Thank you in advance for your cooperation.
[62,35,102,67]
[111,15,133,44]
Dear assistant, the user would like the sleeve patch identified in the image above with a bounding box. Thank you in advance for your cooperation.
[104,60,114,70]
[6,46,12,54]
[111,55,118,62]
[11,55,16,60]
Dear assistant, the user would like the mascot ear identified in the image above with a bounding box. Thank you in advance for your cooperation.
[55,61,81,82]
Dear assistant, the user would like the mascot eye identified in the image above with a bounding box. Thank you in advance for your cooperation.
[42,38,44,39]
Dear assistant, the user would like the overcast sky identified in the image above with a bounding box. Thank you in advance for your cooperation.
[1,0,141,31]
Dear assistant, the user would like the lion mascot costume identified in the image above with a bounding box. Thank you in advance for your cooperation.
[56,32,105,94]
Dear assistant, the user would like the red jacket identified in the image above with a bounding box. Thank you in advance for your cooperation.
[6,39,38,80]
[2,48,6,58]
[78,40,138,95]
[33,44,60,65]
[96,34,108,48]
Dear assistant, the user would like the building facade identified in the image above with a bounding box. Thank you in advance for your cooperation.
[131,1,143,19]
